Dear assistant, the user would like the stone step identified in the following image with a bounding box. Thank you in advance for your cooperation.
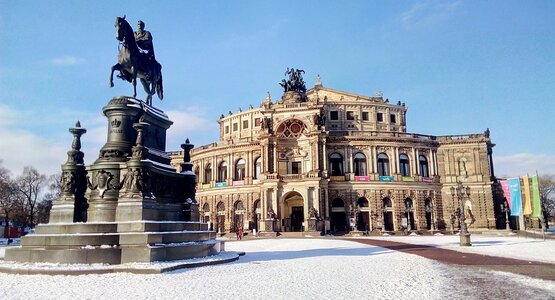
[20,233,120,248]
[117,221,208,232]
[8,239,225,264]
[5,247,122,264]
[119,231,216,245]
[36,223,118,234]
[121,240,224,263]
[34,221,209,235]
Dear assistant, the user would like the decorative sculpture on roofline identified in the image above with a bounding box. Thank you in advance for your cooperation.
[110,16,164,106]
[280,67,307,94]
[279,68,307,104]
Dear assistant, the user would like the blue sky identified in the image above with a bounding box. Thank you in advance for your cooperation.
[0,0,554,177]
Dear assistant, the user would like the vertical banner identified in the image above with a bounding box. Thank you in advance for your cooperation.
[531,175,542,218]
[522,175,532,215]
[508,178,522,216]
[500,180,511,209]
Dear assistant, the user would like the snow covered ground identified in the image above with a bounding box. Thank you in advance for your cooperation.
[0,238,554,299]
[362,234,555,263]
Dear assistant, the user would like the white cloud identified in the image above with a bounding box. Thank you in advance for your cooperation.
[400,0,461,28]
[48,56,85,66]
[0,105,104,175]
[0,127,66,176]
[165,109,218,149]
[493,153,555,178]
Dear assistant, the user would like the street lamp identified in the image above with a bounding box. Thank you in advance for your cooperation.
[500,200,510,230]
[450,181,472,246]
[404,199,413,232]
[425,200,436,233]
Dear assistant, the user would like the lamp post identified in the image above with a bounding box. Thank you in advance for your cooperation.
[450,181,471,246]
[500,201,510,230]
[426,200,436,234]
[381,203,387,234]
[404,199,413,232]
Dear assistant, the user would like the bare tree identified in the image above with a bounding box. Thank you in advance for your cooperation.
[540,174,555,225]
[14,166,47,227]
[0,162,26,236]
[37,173,61,224]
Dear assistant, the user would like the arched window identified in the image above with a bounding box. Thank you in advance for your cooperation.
[276,119,306,138]
[203,203,210,213]
[235,159,246,180]
[216,201,226,233]
[218,161,227,182]
[419,155,429,177]
[332,198,345,207]
[329,153,344,176]
[194,166,200,183]
[353,152,367,176]
[203,163,212,184]
[404,198,413,210]
[234,201,244,211]
[377,153,389,176]
[383,197,392,208]
[357,197,369,208]
[217,201,225,212]
[254,157,262,179]
[399,154,410,177]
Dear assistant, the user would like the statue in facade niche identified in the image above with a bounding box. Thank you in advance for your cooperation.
[308,207,318,219]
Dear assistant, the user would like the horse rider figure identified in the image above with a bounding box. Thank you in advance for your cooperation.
[135,20,155,80]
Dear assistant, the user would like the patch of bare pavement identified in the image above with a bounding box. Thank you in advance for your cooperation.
[348,238,555,281]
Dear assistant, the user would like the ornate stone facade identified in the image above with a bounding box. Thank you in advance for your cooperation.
[169,83,500,233]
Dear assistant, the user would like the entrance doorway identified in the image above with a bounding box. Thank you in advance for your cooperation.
[425,198,432,230]
[282,191,305,232]
[331,198,347,232]
[382,198,394,231]
[291,206,304,231]
[356,197,370,231]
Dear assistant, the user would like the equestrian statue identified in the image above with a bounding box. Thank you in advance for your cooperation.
[110,16,163,106]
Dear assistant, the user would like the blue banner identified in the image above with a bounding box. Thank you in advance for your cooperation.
[379,176,394,182]
[508,178,522,216]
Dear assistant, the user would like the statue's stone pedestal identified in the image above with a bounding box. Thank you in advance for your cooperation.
[5,96,214,265]
[281,91,305,104]
[349,230,364,237]
[459,233,472,246]
[259,219,278,237]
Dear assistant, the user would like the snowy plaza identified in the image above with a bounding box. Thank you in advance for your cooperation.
[1,234,554,299]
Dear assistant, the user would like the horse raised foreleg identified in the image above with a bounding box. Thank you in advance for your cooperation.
[110,64,121,87]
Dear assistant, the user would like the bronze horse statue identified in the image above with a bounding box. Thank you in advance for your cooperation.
[110,16,163,105]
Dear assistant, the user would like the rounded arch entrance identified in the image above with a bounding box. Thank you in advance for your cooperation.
[233,200,245,230]
[216,201,225,234]
[331,197,347,233]
[356,197,370,232]
[252,199,261,232]
[382,197,394,231]
[282,191,304,232]
[404,198,416,230]
[202,203,210,225]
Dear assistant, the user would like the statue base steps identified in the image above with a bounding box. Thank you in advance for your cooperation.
[5,221,224,265]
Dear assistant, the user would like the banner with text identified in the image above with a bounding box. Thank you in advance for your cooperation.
[522,175,532,215]
[508,178,522,216]
[532,175,542,218]
[500,180,511,209]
